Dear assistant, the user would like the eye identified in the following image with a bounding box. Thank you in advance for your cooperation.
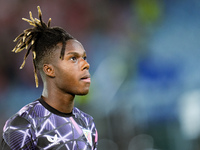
[70,56,77,62]
[83,56,87,61]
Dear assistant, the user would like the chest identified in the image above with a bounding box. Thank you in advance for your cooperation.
[33,116,94,149]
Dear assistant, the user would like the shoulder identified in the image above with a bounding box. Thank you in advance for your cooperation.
[3,99,42,130]
[73,107,98,147]
[2,100,41,150]
[73,107,94,120]
[73,107,97,129]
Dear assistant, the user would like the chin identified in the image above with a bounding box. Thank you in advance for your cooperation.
[77,90,89,96]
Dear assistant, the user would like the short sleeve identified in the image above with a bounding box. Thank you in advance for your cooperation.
[2,115,36,150]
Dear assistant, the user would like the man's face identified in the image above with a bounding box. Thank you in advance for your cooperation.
[52,39,91,95]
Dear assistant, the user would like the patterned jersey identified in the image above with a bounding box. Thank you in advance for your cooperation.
[1,98,98,150]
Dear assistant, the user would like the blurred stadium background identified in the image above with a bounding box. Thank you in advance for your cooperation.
[1,0,200,149]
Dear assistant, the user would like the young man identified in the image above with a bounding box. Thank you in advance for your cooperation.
[1,6,98,150]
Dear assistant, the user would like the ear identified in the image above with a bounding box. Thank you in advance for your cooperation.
[43,64,55,78]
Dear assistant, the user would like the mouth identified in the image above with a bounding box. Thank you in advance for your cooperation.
[80,75,91,83]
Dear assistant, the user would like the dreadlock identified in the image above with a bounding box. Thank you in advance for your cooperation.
[12,6,74,87]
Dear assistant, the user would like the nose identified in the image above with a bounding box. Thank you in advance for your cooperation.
[81,59,90,71]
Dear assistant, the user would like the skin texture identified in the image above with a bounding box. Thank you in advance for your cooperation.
[41,39,90,113]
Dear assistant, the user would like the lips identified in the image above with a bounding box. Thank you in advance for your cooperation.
[80,74,91,83]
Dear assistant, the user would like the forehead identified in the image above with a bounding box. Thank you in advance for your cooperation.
[64,39,85,54]
[51,39,86,63]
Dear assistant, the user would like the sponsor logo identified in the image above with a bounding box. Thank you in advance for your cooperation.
[46,134,60,144]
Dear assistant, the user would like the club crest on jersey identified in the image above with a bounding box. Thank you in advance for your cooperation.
[82,129,93,147]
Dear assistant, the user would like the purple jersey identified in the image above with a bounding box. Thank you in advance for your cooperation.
[1,98,98,150]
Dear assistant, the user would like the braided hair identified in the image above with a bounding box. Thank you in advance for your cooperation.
[12,6,74,87]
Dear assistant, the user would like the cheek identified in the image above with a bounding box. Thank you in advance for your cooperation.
[58,67,80,85]
[54,64,89,95]
[55,74,77,94]
[58,70,77,85]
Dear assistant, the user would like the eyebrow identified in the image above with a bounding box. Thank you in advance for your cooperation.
[66,51,86,56]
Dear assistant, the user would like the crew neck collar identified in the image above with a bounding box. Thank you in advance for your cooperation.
[38,97,74,117]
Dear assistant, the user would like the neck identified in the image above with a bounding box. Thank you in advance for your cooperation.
[42,84,75,114]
